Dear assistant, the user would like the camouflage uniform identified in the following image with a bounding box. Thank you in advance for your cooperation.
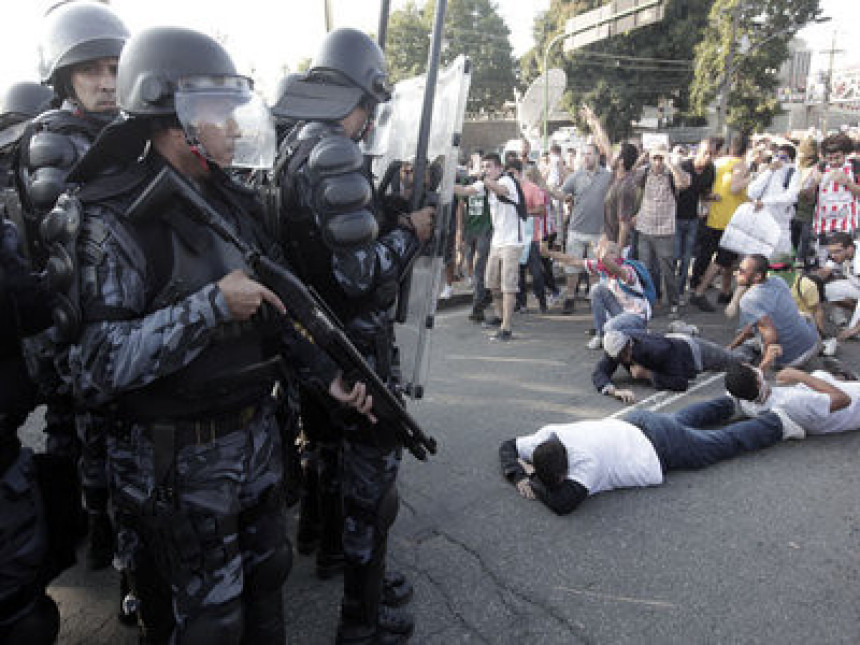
[278,121,421,641]
[0,190,65,645]
[68,156,339,643]
[15,103,117,570]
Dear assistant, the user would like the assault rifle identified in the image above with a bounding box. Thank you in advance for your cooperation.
[126,166,437,461]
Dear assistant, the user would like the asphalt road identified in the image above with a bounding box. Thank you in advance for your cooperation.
[24,295,860,644]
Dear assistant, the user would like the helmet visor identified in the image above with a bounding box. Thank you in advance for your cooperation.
[175,75,275,170]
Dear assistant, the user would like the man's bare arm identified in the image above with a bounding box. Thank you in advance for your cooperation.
[775,368,851,412]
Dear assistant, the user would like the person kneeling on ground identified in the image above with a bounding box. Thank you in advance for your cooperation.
[499,383,801,516]
[594,329,742,403]
[729,254,820,368]
[543,239,651,349]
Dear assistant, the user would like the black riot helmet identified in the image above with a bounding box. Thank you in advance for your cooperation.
[100,26,275,169]
[0,82,54,130]
[39,1,129,95]
[273,28,391,122]
[0,82,54,150]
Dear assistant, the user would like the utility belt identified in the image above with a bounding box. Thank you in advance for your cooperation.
[140,404,259,451]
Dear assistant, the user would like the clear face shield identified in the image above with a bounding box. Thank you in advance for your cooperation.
[175,75,276,170]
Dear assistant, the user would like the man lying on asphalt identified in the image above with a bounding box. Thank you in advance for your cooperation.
[499,362,850,515]
[593,328,742,403]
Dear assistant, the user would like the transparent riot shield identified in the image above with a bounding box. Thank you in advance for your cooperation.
[363,55,471,399]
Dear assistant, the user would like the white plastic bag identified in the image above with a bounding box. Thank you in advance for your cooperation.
[718,202,780,257]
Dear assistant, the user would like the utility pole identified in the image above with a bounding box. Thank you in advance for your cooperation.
[716,0,741,136]
[820,30,843,134]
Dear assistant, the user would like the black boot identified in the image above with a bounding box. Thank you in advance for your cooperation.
[377,606,414,638]
[337,549,409,644]
[382,570,413,607]
[316,443,345,579]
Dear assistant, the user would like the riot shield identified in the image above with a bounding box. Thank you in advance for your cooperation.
[363,55,471,399]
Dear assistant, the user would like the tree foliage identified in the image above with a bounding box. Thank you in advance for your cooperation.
[690,0,822,133]
[522,0,714,142]
[385,0,517,114]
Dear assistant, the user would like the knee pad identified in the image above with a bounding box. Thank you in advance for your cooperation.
[246,544,292,598]
[180,597,243,645]
[2,594,60,645]
[377,483,399,533]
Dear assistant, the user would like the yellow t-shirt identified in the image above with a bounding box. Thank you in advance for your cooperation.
[706,156,748,231]
[791,275,820,315]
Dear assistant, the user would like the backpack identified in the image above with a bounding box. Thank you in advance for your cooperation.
[618,259,657,306]
[498,172,529,221]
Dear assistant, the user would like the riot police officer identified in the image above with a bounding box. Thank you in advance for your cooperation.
[15,0,130,571]
[62,26,373,644]
[273,28,435,644]
[0,81,66,645]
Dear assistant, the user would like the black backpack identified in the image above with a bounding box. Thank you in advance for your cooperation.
[498,172,529,221]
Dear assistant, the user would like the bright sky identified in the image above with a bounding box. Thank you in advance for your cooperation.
[0,0,856,101]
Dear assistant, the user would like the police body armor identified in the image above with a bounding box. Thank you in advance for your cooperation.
[75,164,283,420]
[16,107,110,268]
[278,122,411,365]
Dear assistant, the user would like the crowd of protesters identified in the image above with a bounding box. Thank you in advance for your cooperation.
[449,119,860,377]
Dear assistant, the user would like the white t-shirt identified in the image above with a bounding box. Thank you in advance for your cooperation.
[516,419,664,495]
[824,251,860,290]
[474,176,525,248]
[737,371,860,435]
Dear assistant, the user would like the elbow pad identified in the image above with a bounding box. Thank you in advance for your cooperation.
[306,129,378,250]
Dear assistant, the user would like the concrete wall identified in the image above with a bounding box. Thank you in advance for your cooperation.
[460,119,574,157]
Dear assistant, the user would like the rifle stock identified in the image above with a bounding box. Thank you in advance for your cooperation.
[127,166,437,461]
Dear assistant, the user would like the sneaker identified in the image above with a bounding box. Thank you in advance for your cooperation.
[822,337,839,357]
[492,329,513,342]
[561,298,576,315]
[773,408,805,440]
[587,334,603,350]
[689,294,716,312]
[482,316,502,328]
[668,320,699,336]
[439,284,454,300]
[468,308,485,323]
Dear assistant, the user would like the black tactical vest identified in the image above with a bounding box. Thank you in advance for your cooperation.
[111,170,283,420]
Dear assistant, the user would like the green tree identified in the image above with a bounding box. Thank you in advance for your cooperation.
[385,0,517,114]
[690,0,822,133]
[386,2,429,82]
[523,0,714,142]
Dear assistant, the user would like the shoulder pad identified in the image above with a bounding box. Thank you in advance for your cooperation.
[28,130,77,170]
[298,121,342,142]
[308,133,365,180]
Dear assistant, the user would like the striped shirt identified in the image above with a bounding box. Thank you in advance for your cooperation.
[814,161,859,235]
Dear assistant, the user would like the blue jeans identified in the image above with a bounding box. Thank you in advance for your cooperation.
[623,396,782,472]
[674,218,699,296]
[590,283,648,335]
